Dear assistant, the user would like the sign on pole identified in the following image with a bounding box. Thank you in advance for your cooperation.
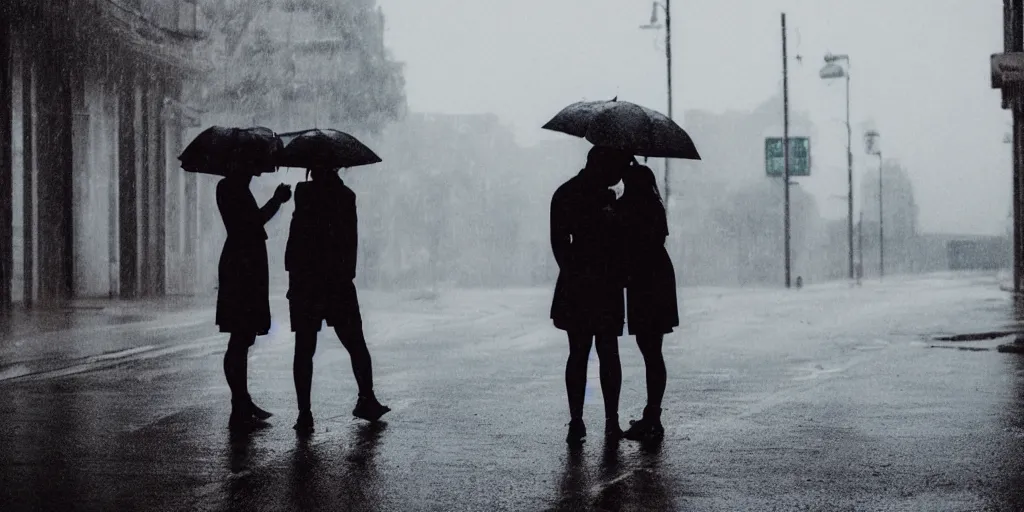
[765,137,811,177]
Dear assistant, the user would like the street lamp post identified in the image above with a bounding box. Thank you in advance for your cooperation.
[782,13,792,289]
[819,54,854,282]
[877,150,884,278]
[640,0,672,206]
[865,129,884,278]
[858,210,864,285]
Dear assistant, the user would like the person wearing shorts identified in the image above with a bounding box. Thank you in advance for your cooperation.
[285,166,390,433]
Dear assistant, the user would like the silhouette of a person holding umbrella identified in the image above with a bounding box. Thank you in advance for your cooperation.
[216,154,292,430]
[550,145,633,444]
[286,166,390,432]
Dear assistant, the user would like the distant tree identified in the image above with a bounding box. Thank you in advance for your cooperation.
[196,0,405,131]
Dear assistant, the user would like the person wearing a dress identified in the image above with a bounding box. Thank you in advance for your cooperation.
[619,163,679,441]
[216,161,292,430]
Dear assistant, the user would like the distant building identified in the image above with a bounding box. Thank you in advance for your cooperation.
[947,238,1009,270]
[912,233,1010,272]
[1,1,206,308]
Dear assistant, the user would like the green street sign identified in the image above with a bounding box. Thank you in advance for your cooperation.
[765,137,811,177]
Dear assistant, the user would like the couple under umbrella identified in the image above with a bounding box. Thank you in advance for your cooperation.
[544,98,700,444]
[179,126,390,432]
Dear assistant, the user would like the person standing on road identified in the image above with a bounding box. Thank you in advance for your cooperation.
[550,145,632,444]
[285,166,390,433]
[620,162,678,441]
[216,160,292,430]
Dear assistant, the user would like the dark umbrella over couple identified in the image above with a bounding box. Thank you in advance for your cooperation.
[544,98,700,444]
[179,126,390,433]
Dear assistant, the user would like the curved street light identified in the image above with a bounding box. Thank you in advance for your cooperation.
[818,53,854,283]
[864,129,884,279]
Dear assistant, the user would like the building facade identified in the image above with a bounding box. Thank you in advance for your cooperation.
[0,0,206,309]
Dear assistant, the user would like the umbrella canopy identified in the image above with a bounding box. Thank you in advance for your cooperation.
[179,126,283,176]
[275,128,382,170]
[542,99,701,160]
[540,97,618,138]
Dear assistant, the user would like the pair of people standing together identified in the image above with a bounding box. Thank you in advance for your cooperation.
[216,162,389,433]
[550,146,679,444]
[212,144,674,442]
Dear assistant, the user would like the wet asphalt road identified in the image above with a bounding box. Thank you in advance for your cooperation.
[4,274,1024,510]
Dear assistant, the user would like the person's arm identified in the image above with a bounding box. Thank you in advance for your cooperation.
[259,184,292,224]
[260,198,283,224]
[550,187,572,270]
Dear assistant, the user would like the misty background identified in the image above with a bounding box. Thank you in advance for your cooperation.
[182,0,1010,293]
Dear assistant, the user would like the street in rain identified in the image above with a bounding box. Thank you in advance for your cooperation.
[3,1,1024,511]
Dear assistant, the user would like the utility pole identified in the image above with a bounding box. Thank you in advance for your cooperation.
[877,151,884,278]
[844,67,853,281]
[1010,0,1024,292]
[864,129,884,280]
[858,210,864,286]
[664,0,672,205]
[782,13,792,289]
[819,54,853,281]
[641,1,674,207]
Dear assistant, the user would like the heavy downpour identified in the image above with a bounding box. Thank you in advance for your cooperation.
[2,1,1024,511]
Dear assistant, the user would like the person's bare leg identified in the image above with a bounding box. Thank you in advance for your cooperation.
[293,331,317,411]
[337,326,391,421]
[292,330,317,431]
[565,332,592,442]
[594,334,622,436]
[225,333,268,427]
[223,334,247,405]
[334,327,375,400]
[565,332,593,422]
[624,333,667,441]
[637,333,666,415]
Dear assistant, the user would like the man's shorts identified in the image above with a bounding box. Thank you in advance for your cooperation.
[287,276,363,336]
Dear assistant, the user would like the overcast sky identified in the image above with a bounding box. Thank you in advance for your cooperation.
[375,0,1008,236]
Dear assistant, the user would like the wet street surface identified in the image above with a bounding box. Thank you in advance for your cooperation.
[4,274,1024,510]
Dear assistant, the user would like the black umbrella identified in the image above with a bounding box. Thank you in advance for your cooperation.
[540,97,619,138]
[542,99,701,160]
[275,128,382,169]
[179,126,283,176]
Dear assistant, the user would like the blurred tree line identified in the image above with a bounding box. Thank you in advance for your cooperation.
[195,0,405,131]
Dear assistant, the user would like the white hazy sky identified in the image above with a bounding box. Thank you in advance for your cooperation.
[375,0,1010,236]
